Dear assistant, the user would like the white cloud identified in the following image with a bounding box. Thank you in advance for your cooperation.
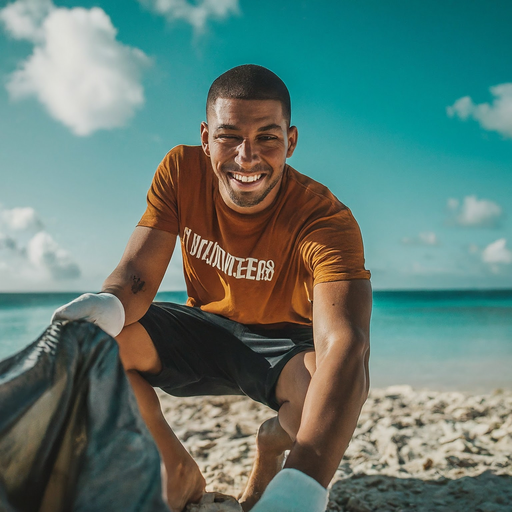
[448,195,503,227]
[402,231,439,246]
[0,206,43,231]
[0,0,52,41]
[447,96,473,120]
[482,238,512,265]
[0,0,149,136]
[139,0,239,32]
[0,204,81,283]
[27,231,80,280]
[447,83,512,138]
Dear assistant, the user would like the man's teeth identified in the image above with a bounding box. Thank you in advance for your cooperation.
[233,173,262,183]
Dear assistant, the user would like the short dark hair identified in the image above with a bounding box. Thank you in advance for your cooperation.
[206,64,291,125]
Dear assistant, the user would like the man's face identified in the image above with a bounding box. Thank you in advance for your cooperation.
[201,98,298,214]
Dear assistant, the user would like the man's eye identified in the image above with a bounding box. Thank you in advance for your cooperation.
[259,136,277,141]
[218,134,239,140]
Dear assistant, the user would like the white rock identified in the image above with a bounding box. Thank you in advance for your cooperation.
[490,428,508,440]
[468,422,492,437]
[186,493,242,511]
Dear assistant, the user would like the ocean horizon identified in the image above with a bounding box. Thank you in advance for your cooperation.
[1,289,511,393]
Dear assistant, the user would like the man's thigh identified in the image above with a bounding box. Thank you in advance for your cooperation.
[135,302,315,410]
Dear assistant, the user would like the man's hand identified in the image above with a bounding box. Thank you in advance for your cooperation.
[250,469,328,512]
[51,292,125,337]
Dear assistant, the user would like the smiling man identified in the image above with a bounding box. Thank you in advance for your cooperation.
[205,96,295,213]
[53,65,372,512]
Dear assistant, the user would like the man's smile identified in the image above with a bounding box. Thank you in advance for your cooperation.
[229,172,264,185]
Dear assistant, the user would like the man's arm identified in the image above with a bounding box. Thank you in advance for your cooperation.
[102,226,177,326]
[52,226,177,333]
[284,279,372,486]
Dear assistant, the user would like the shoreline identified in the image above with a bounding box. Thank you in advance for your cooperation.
[159,386,512,511]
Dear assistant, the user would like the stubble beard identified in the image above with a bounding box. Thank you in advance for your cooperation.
[222,163,283,208]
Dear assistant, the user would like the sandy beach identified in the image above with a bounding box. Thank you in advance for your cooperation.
[159,386,512,511]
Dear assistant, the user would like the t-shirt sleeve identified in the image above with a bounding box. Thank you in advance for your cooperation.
[137,151,179,234]
[299,207,371,284]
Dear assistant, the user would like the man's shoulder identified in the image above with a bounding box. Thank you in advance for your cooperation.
[286,165,347,212]
[163,145,206,165]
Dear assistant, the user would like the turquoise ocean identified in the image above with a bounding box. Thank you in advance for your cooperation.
[1,290,511,392]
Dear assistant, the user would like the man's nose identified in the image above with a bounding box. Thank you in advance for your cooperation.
[235,139,259,168]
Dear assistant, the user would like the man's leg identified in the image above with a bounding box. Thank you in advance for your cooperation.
[116,322,205,512]
[239,350,316,511]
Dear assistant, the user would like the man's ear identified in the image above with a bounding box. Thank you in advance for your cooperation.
[200,122,210,156]
[286,125,298,158]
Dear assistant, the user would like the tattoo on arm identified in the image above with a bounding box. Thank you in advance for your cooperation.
[131,275,145,294]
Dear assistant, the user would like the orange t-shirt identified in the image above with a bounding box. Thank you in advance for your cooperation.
[138,145,370,327]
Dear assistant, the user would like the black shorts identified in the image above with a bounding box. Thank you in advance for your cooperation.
[138,303,314,410]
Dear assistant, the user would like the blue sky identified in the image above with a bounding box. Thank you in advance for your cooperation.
[1,0,511,292]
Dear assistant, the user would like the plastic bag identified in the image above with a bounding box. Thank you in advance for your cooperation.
[0,320,169,512]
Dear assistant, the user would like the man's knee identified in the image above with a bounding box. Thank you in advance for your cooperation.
[116,322,162,374]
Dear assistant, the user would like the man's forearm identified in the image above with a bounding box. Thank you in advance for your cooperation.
[284,334,370,487]
[102,265,158,326]
[100,226,177,327]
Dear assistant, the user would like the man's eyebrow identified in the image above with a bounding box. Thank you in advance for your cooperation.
[214,123,282,132]
[257,123,281,132]
[215,124,239,131]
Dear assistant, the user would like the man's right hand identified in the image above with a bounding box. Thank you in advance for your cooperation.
[51,292,125,338]
[162,456,206,512]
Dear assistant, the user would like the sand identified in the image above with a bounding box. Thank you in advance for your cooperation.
[159,386,512,511]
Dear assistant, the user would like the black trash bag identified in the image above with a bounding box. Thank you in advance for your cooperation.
[0,320,170,512]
